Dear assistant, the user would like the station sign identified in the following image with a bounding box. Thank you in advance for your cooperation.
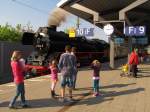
[125,26,146,36]
[68,28,94,38]
[114,37,124,44]
[76,28,94,36]
[69,28,76,38]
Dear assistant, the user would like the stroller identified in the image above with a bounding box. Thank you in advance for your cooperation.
[120,64,130,77]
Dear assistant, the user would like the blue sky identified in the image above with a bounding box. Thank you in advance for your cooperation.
[0,0,108,42]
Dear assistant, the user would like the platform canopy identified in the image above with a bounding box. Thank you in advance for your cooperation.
[57,0,150,37]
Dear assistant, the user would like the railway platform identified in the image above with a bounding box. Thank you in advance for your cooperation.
[1,58,150,112]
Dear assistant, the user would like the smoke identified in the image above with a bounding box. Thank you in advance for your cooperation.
[48,8,69,26]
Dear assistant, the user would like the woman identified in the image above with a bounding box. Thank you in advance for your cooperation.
[129,48,139,78]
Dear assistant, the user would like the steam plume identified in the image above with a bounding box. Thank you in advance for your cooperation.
[48,7,69,26]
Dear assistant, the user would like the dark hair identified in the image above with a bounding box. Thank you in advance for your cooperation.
[72,47,77,52]
[65,45,71,51]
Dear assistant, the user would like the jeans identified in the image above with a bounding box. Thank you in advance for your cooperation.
[72,70,78,89]
[9,83,26,106]
[131,64,138,77]
[61,75,73,88]
[93,79,99,93]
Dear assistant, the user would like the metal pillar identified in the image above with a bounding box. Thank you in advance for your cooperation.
[109,36,115,69]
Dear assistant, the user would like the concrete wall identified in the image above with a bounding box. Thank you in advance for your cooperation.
[0,41,34,84]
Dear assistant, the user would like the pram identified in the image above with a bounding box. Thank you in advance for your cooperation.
[120,64,130,77]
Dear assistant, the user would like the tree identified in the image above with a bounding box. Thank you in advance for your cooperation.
[0,23,22,42]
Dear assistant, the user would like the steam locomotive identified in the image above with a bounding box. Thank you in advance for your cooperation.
[22,25,109,76]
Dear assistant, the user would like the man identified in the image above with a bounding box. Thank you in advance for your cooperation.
[71,47,78,89]
[129,48,139,78]
[58,45,75,102]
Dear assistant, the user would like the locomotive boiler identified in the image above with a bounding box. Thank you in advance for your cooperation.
[22,25,109,76]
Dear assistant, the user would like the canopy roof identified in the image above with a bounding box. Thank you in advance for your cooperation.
[58,0,150,37]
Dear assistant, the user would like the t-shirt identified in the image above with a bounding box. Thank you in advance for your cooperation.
[91,64,100,78]
[11,61,24,84]
[58,52,74,76]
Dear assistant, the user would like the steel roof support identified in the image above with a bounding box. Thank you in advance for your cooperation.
[57,0,70,7]
[119,0,149,20]
[71,3,104,23]
[119,0,149,64]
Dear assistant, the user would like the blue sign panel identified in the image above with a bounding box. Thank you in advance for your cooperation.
[76,28,94,36]
[114,38,124,44]
[125,26,146,36]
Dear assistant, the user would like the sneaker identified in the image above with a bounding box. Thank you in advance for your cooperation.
[51,90,55,98]
[92,93,96,97]
[8,105,16,109]
[54,92,59,96]
[95,93,101,96]
[59,98,66,103]
[21,104,30,108]
[67,97,76,102]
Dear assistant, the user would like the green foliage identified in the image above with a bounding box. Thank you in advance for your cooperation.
[0,23,22,42]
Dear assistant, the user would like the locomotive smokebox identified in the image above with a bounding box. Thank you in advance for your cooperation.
[22,32,35,45]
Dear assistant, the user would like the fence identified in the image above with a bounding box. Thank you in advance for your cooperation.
[0,41,34,84]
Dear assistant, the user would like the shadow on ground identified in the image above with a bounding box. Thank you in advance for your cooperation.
[0,82,144,109]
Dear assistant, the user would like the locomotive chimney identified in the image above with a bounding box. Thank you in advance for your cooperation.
[48,25,57,31]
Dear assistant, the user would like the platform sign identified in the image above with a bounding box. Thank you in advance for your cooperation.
[69,28,76,38]
[125,26,146,36]
[114,38,124,44]
[76,28,94,36]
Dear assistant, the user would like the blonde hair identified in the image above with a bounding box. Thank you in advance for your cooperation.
[11,51,22,61]
[52,59,57,65]
[92,60,100,65]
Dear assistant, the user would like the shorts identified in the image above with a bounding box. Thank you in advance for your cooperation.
[61,75,73,88]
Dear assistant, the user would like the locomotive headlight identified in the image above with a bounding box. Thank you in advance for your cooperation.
[40,33,46,37]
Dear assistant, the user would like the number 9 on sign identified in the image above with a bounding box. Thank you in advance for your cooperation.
[139,26,145,34]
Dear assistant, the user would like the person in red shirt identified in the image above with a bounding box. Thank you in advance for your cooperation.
[9,51,28,109]
[129,48,139,78]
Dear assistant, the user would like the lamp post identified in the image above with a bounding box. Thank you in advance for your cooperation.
[103,24,115,69]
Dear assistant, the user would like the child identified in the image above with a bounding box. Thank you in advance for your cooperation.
[49,59,58,98]
[91,60,101,97]
[9,51,28,109]
[120,64,129,77]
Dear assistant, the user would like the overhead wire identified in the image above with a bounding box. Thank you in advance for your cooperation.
[11,0,92,30]
[11,0,49,15]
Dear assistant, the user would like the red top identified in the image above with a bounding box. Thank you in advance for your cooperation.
[129,51,139,65]
[11,61,24,84]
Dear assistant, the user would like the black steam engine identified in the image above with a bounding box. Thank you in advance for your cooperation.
[22,26,109,75]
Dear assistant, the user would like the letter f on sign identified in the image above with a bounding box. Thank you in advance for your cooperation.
[129,27,134,34]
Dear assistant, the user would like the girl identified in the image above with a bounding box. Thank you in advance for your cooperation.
[91,60,101,97]
[9,51,28,109]
[49,59,58,98]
